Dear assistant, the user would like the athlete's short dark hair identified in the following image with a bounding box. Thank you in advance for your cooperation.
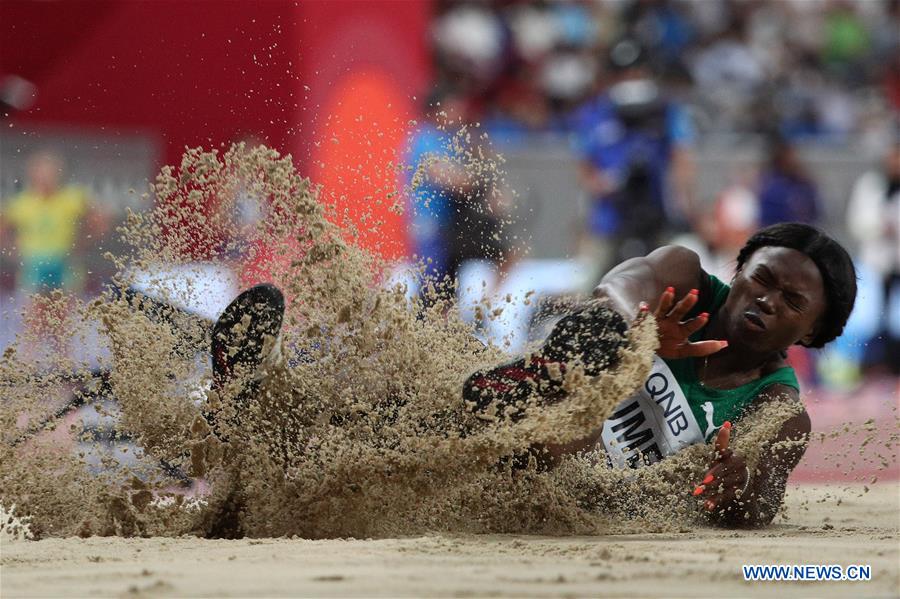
[735,223,857,348]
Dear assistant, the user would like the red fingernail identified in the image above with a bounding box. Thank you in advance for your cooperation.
[700,312,709,319]
[693,485,705,496]
[703,474,714,485]
[723,421,732,430]
[665,286,674,294]
[720,340,729,348]
[690,288,698,295]
[705,500,716,511]
[639,302,649,312]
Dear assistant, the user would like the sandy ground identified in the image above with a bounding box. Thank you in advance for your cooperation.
[1,483,897,598]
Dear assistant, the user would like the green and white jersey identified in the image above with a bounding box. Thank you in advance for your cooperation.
[600,274,800,469]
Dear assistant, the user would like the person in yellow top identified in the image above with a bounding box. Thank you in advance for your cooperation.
[2,152,89,291]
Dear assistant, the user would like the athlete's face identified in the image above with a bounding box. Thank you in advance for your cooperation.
[722,246,826,353]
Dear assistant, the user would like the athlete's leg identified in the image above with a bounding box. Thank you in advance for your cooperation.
[462,300,628,422]
[197,284,285,538]
[206,283,285,439]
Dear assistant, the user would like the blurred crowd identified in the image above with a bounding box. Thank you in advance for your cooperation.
[408,0,900,381]
[431,0,899,144]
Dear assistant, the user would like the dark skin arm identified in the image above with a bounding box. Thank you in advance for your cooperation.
[593,244,726,358]
[593,244,702,321]
[694,384,811,528]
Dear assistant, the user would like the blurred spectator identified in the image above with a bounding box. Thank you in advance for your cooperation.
[405,89,514,305]
[405,89,466,292]
[690,13,765,92]
[847,142,900,374]
[0,151,106,294]
[757,137,821,226]
[536,2,600,115]
[624,0,695,70]
[432,1,508,98]
[822,0,871,85]
[698,163,760,281]
[0,151,108,359]
[427,1,898,141]
[882,51,900,114]
[689,11,767,134]
[571,37,696,278]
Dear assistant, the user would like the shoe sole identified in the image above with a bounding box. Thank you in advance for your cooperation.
[211,283,285,391]
[463,302,627,421]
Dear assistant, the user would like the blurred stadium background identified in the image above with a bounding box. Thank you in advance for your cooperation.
[1,0,897,483]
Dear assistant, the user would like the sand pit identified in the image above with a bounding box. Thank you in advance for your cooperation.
[1,482,897,598]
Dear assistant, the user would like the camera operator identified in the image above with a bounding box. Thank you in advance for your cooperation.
[572,38,696,281]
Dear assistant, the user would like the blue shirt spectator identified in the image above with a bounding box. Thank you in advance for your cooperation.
[757,139,820,226]
[571,92,695,236]
[406,122,454,279]
[757,171,821,226]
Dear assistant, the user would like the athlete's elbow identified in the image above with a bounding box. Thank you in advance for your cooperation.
[645,244,701,274]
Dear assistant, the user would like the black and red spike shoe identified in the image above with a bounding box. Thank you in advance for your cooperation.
[206,283,285,438]
[463,301,628,422]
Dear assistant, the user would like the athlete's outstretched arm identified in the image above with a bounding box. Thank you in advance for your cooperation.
[695,384,811,528]
[593,245,727,359]
[593,244,704,321]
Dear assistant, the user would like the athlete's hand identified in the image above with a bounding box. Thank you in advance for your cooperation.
[691,421,750,513]
[647,286,727,359]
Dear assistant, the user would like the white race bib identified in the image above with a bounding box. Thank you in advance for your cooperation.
[601,356,706,468]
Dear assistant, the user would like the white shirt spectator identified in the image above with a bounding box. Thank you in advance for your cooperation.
[847,169,900,276]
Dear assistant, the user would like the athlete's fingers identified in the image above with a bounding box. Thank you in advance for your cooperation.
[705,477,741,511]
[714,421,732,456]
[633,301,650,323]
[667,288,699,320]
[694,456,727,496]
[692,478,714,496]
[702,462,724,484]
[700,460,744,495]
[680,312,710,337]
[654,286,675,319]
[674,339,728,358]
[694,473,734,500]
[703,485,732,511]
